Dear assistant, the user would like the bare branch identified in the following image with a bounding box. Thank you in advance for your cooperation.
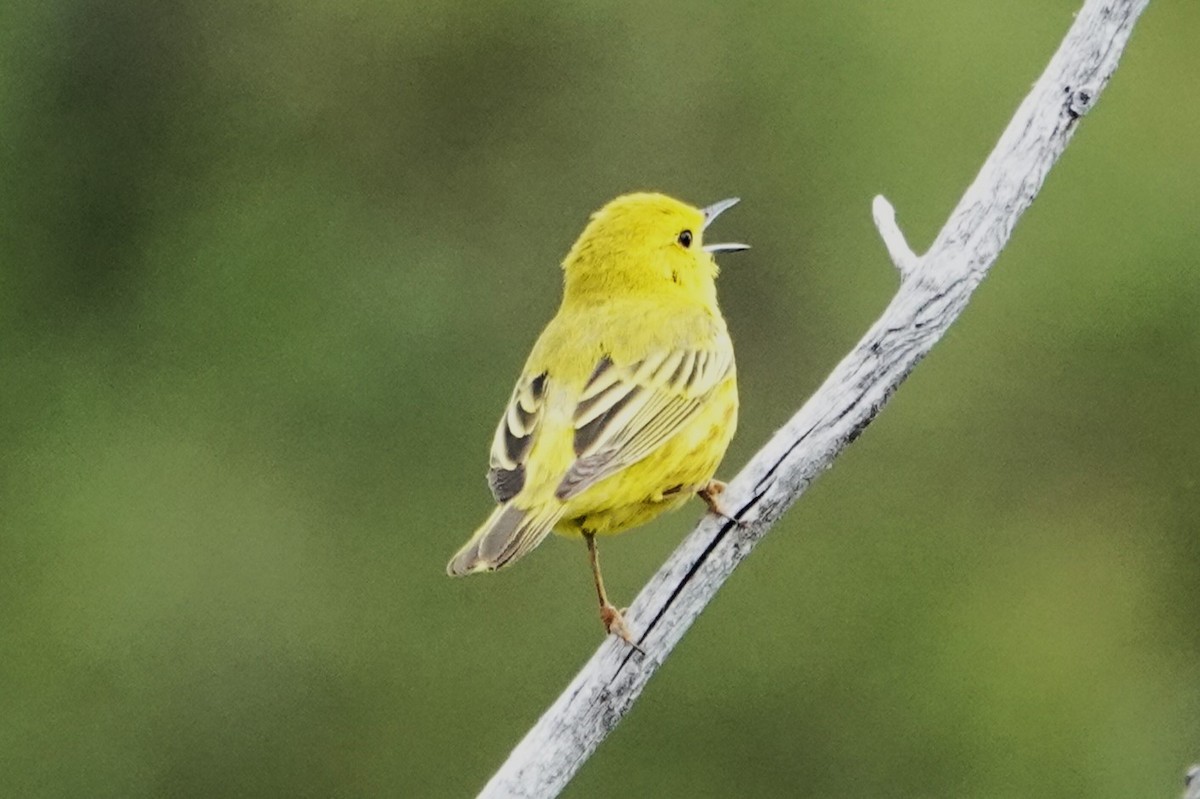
[872,194,921,277]
[478,1,1152,796]
[1183,764,1200,799]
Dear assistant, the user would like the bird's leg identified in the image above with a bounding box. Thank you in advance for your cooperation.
[583,531,644,654]
[697,479,746,527]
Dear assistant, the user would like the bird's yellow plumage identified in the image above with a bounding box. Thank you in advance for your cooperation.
[447,192,747,647]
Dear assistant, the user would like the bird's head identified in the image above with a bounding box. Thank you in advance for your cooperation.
[561,192,748,307]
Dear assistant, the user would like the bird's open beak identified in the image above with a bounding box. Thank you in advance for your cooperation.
[700,197,750,253]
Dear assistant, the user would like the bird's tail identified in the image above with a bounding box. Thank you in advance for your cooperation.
[446,503,565,577]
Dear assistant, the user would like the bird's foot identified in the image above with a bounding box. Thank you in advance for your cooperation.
[697,480,747,528]
[600,603,645,654]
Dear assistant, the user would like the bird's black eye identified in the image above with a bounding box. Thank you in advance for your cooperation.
[677,229,693,248]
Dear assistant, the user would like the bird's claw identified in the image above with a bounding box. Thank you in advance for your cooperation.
[697,480,748,528]
[600,603,645,654]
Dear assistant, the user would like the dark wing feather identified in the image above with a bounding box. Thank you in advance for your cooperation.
[486,371,547,502]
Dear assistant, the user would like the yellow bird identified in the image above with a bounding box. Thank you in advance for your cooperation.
[447,192,747,648]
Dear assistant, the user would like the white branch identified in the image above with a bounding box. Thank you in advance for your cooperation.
[478,2,1151,796]
[1184,764,1200,799]
[871,194,920,276]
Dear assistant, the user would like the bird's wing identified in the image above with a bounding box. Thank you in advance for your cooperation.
[486,371,548,502]
[555,347,733,501]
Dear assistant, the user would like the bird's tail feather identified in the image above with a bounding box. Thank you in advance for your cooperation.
[446,503,564,576]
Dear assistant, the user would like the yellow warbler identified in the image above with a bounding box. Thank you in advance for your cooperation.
[447,192,747,647]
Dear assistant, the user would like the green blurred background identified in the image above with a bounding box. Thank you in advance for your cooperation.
[2,1,1197,796]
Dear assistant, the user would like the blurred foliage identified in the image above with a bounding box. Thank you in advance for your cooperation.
[1,1,1197,796]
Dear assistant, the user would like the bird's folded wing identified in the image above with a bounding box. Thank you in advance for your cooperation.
[555,348,732,501]
[486,371,547,502]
